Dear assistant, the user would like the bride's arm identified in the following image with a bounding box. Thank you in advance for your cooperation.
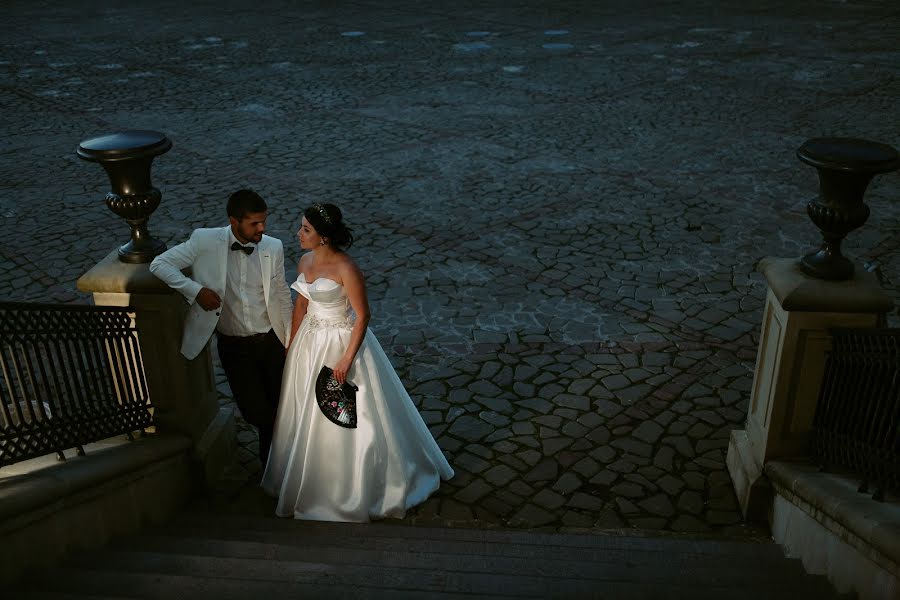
[288,294,308,349]
[287,257,309,349]
[332,260,370,384]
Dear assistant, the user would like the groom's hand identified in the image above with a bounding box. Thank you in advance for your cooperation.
[196,287,222,311]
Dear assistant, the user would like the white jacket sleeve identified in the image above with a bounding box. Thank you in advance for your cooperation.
[149,231,204,304]
[272,239,293,344]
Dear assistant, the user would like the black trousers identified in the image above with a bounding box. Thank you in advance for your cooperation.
[216,329,285,465]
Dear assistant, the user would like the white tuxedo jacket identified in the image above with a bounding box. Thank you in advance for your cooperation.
[149,226,293,360]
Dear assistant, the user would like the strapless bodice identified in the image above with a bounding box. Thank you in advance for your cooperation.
[291,274,353,327]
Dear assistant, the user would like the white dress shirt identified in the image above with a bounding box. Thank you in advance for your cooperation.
[217,230,273,337]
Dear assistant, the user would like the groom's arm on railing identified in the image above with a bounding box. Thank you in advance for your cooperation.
[149,231,204,305]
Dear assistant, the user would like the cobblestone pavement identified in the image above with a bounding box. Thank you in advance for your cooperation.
[2,0,899,537]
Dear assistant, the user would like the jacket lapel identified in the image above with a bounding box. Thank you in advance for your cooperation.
[258,236,272,300]
[215,226,230,291]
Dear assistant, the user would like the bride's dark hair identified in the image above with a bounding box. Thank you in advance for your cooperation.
[304,203,354,250]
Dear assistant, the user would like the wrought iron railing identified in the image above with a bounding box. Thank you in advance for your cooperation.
[0,302,152,467]
[810,328,900,501]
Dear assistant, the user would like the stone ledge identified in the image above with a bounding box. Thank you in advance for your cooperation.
[766,459,900,575]
[0,433,192,528]
[726,429,771,522]
[0,433,193,584]
[760,257,894,314]
[76,248,184,295]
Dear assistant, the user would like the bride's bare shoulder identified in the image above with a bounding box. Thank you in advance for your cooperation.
[336,254,364,279]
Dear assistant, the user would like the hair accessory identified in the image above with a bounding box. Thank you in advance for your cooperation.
[315,366,357,428]
[312,203,332,225]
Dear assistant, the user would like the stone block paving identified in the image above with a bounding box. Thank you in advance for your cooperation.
[1,0,899,538]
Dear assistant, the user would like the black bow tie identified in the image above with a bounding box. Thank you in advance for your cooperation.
[231,241,255,255]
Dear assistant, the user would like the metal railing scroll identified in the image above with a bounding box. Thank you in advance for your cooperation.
[811,328,900,501]
[0,302,152,467]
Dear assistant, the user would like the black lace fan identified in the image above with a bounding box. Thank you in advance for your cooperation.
[315,365,358,428]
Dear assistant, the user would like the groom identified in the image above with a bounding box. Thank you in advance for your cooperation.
[150,189,292,466]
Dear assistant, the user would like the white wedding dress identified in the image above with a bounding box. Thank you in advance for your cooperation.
[261,274,454,522]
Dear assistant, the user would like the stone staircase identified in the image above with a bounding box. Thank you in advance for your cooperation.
[12,512,848,599]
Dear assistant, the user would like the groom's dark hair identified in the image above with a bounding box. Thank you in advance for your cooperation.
[227,189,267,220]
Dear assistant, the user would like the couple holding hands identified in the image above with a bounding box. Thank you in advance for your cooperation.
[150,190,453,523]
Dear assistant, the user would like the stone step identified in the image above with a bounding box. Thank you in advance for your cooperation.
[24,564,835,600]
[127,528,806,576]
[10,592,134,600]
[166,511,788,559]
[14,512,847,599]
[83,541,811,590]
[26,570,475,600]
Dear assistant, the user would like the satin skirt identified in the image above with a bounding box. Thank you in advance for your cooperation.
[261,319,454,523]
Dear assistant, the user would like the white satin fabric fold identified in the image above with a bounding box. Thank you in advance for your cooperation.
[261,275,454,522]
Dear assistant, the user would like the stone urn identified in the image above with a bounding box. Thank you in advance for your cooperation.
[77,130,172,264]
[797,137,899,281]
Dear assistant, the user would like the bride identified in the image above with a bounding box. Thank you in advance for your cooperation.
[261,203,454,522]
